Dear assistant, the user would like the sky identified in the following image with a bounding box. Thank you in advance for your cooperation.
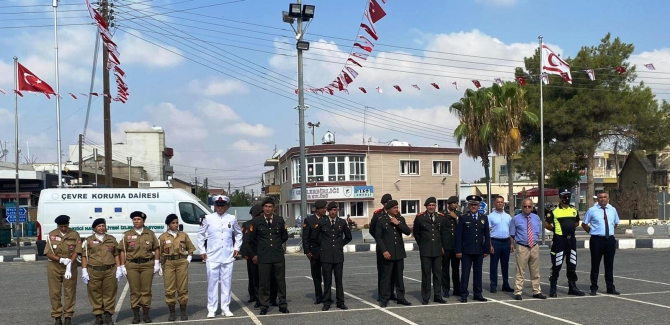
[0,0,668,192]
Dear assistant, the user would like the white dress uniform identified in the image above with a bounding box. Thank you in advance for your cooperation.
[197,210,243,315]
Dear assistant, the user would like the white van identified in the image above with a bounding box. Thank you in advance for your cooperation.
[37,188,212,254]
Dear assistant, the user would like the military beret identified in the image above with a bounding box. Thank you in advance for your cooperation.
[314,200,328,209]
[326,202,339,210]
[381,193,392,204]
[262,197,275,206]
[384,199,398,210]
[424,197,437,206]
[165,214,178,225]
[130,211,146,220]
[55,215,70,225]
[213,195,230,206]
[251,205,264,217]
[92,218,106,228]
[446,196,459,204]
[466,195,483,204]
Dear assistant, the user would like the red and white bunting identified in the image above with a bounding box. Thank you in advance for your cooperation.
[494,78,503,87]
[644,63,656,71]
[585,69,595,81]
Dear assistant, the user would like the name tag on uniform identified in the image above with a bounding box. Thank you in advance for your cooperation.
[465,222,471,225]
[91,240,99,244]
[52,245,58,249]
[165,240,172,244]
[51,236,62,241]
[127,235,137,240]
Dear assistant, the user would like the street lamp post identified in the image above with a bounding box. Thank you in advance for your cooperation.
[284,2,315,224]
[307,121,320,145]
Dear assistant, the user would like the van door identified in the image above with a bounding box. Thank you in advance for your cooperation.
[177,201,211,254]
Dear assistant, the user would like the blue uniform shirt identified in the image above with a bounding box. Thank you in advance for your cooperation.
[583,204,620,236]
[510,213,542,246]
[488,210,512,239]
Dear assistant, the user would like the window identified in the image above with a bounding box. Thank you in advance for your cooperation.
[349,156,366,181]
[499,164,508,176]
[307,157,324,182]
[432,160,452,175]
[337,202,346,217]
[178,202,204,225]
[437,199,448,213]
[400,160,420,176]
[328,156,346,181]
[401,200,420,215]
[281,167,288,183]
[292,159,301,183]
[350,202,365,217]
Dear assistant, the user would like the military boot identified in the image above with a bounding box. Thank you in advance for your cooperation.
[167,304,176,321]
[94,314,103,325]
[54,317,62,325]
[549,280,557,297]
[131,307,140,324]
[568,281,585,296]
[64,317,72,325]
[180,305,188,321]
[143,307,153,323]
[103,311,114,325]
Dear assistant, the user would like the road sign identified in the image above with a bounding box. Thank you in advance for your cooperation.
[479,201,488,214]
[6,207,27,223]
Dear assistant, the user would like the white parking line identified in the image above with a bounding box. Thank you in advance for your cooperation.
[305,276,418,325]
[150,316,249,324]
[611,295,670,309]
[231,292,263,325]
[574,270,670,286]
[112,281,129,324]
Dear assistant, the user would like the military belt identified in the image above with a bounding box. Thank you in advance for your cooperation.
[553,234,573,240]
[165,255,186,260]
[90,264,115,271]
[129,258,151,264]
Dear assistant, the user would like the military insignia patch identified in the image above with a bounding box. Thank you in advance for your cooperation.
[146,241,150,245]
[228,222,231,228]
[314,223,319,228]
[249,225,254,232]
[108,246,114,252]
[480,219,485,224]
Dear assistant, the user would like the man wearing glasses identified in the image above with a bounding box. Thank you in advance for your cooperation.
[510,199,546,300]
[583,192,620,296]
[455,195,490,303]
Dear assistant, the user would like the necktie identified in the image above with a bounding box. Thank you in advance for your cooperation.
[602,207,610,239]
[331,219,336,227]
[527,215,535,247]
[266,218,272,227]
[429,213,433,222]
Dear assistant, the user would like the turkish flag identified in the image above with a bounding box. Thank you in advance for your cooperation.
[472,80,481,89]
[393,85,402,92]
[430,83,440,89]
[17,62,55,95]
[516,76,526,86]
[368,0,386,24]
[359,87,367,93]
[615,66,626,74]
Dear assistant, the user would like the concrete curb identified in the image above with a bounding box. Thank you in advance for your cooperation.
[0,254,37,262]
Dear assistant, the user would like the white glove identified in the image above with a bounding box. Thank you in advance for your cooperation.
[158,266,163,277]
[153,260,161,274]
[82,268,89,284]
[115,267,123,281]
[64,264,72,280]
[120,265,127,277]
[59,258,71,266]
[186,255,192,263]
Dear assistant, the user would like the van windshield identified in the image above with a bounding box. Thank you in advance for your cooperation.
[197,200,213,213]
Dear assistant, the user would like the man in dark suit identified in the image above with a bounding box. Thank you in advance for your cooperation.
[414,197,447,305]
[248,198,289,315]
[375,200,412,307]
[455,195,491,303]
[302,199,327,304]
[369,193,396,301]
[442,196,461,298]
[242,205,277,309]
[312,202,352,311]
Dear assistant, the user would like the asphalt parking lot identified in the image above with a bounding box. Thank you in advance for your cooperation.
[2,248,670,325]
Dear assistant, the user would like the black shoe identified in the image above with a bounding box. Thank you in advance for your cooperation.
[490,288,497,293]
[607,289,620,295]
[322,304,331,311]
[459,297,468,303]
[259,308,267,315]
[247,297,256,303]
[514,295,522,300]
[422,300,429,305]
[337,303,348,310]
[433,298,447,304]
[54,318,62,325]
[253,302,261,308]
[533,293,547,299]
[380,302,388,308]
[94,315,103,325]
[396,299,412,306]
[590,290,597,296]
[314,299,323,305]
[390,294,398,301]
[473,295,488,302]
[502,287,515,293]
[279,307,290,314]
[442,292,450,298]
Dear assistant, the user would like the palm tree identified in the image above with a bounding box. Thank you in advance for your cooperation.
[488,82,539,215]
[450,88,495,211]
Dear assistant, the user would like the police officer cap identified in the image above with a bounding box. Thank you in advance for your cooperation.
[424,197,437,206]
[250,205,263,217]
[262,197,275,206]
[314,200,328,209]
[326,202,339,210]
[165,214,179,225]
[466,195,483,204]
[213,195,230,206]
[55,215,70,225]
[558,188,571,196]
[446,196,459,204]
[130,211,146,220]
[384,199,398,210]
[381,193,393,204]
[92,218,106,228]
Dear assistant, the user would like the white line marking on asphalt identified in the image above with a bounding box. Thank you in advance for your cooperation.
[113,281,129,324]
[150,316,249,324]
[305,276,418,325]
[261,307,376,317]
[621,290,670,296]
[574,270,670,286]
[231,291,263,325]
[611,295,670,309]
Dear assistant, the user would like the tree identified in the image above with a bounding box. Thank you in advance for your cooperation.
[518,33,670,207]
[489,82,539,215]
[196,188,209,204]
[546,167,582,191]
[230,190,251,206]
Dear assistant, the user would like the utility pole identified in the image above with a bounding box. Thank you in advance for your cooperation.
[78,134,83,185]
[101,0,113,187]
[127,157,131,187]
[228,182,231,196]
[614,140,620,188]
[194,168,198,194]
[295,0,309,223]
[93,148,99,186]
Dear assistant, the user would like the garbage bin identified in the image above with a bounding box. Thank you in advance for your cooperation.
[0,228,11,247]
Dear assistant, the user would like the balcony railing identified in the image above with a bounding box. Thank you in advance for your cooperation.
[592,169,618,178]
[264,185,280,195]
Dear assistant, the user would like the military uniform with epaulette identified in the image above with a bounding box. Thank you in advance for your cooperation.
[375,200,412,306]
[442,196,461,298]
[302,199,328,304]
[455,195,491,302]
[547,189,585,297]
[45,215,82,325]
[369,193,397,301]
[413,197,447,304]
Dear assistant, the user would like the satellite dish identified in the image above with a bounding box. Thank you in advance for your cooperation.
[272,149,284,159]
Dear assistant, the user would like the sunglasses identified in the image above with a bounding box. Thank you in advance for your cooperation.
[523,205,533,208]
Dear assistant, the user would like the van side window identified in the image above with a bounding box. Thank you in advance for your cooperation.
[179,202,201,225]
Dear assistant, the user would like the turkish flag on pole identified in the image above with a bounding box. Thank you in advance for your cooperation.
[542,45,572,84]
[368,0,386,24]
[17,62,55,95]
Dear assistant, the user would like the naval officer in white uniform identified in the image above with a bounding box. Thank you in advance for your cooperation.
[198,195,243,318]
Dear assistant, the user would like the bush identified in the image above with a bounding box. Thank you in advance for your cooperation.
[363,224,369,229]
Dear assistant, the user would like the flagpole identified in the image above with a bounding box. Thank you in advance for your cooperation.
[13,57,22,260]
[53,0,63,187]
[538,35,545,245]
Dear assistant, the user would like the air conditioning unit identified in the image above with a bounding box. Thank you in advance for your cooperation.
[337,176,346,181]
[329,176,336,181]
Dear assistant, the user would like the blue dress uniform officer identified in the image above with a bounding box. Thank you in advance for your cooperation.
[312,202,353,311]
[375,200,413,307]
[455,195,491,303]
[302,199,328,304]
[197,195,243,318]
